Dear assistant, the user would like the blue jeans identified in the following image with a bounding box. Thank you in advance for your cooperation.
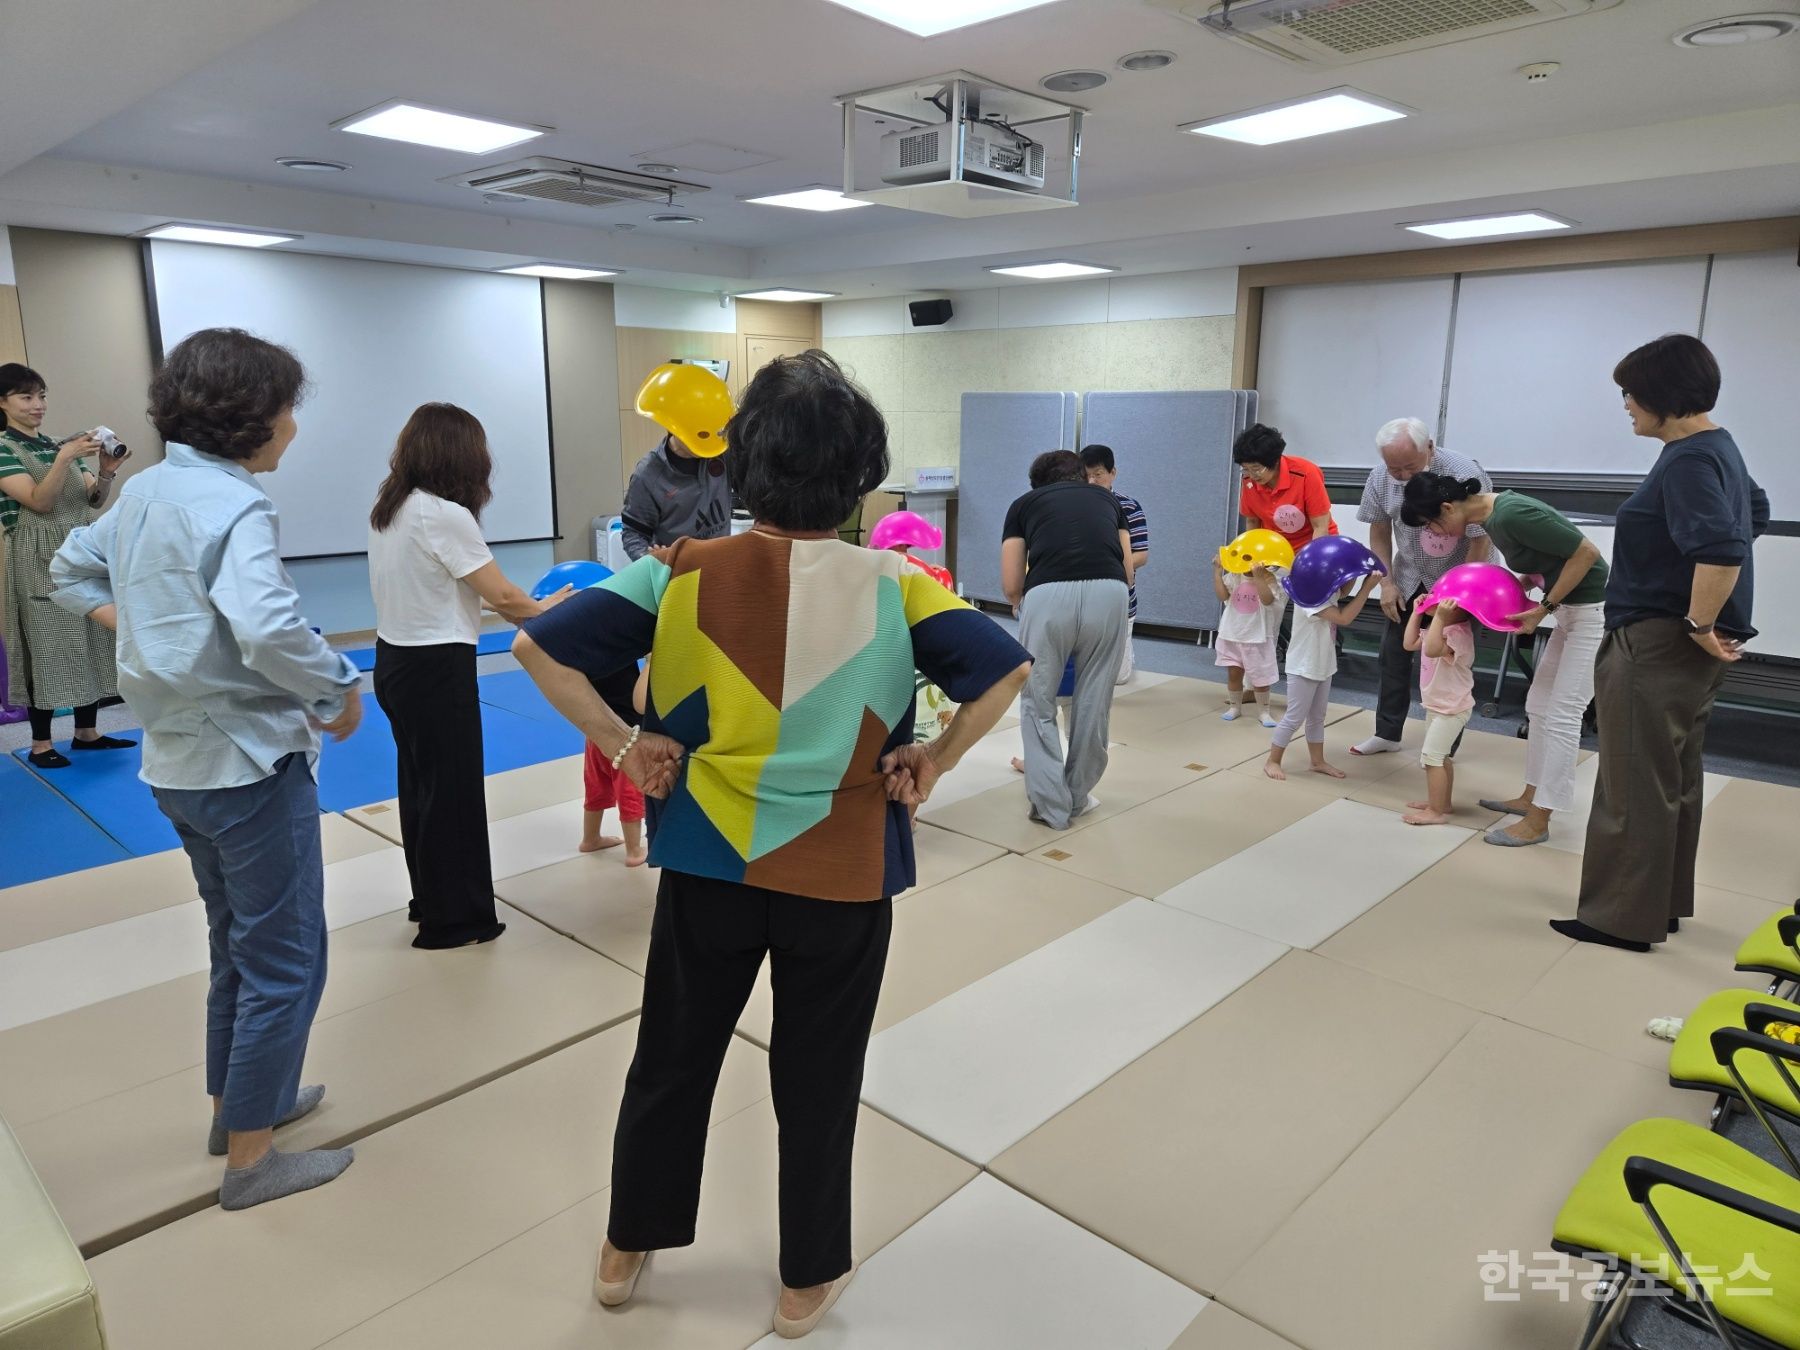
[154,754,327,1132]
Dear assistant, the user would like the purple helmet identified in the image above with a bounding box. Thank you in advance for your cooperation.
[1280,535,1387,608]
[870,510,942,552]
[1421,562,1531,633]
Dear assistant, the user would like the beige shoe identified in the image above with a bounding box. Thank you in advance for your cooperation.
[594,1245,648,1308]
[773,1263,858,1339]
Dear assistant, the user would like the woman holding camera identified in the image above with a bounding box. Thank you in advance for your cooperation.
[0,363,131,767]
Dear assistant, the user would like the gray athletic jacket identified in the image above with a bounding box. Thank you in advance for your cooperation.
[619,437,733,560]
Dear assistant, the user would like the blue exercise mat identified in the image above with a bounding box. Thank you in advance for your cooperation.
[475,668,572,727]
[0,753,131,884]
[341,629,515,672]
[10,741,181,856]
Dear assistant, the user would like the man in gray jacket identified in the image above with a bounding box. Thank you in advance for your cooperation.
[619,434,733,560]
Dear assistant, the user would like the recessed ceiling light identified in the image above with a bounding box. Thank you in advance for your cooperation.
[497,264,619,280]
[334,100,547,154]
[820,0,1060,37]
[275,157,350,172]
[987,261,1116,279]
[1674,12,1797,46]
[1181,88,1409,146]
[140,224,298,248]
[650,213,703,224]
[1041,69,1108,93]
[1403,211,1574,241]
[736,288,838,302]
[1117,50,1176,72]
[636,162,680,175]
[745,187,871,212]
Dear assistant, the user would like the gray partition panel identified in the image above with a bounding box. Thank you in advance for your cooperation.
[1083,391,1245,631]
[956,393,1078,605]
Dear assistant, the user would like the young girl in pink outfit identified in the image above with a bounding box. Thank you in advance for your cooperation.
[1402,598,1476,826]
[1211,559,1281,726]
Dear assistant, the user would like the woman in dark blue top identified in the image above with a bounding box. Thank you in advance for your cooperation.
[1554,334,1769,952]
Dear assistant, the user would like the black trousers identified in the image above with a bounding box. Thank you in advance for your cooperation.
[28,702,98,742]
[1375,585,1464,755]
[608,870,892,1289]
[372,640,499,944]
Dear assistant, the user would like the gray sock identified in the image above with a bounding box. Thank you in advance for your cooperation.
[219,1144,354,1211]
[209,1084,328,1157]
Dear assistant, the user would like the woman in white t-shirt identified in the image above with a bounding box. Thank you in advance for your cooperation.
[368,404,564,950]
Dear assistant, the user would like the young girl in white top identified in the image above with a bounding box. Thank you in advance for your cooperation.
[1401,597,1476,826]
[367,403,567,949]
[1264,573,1379,781]
[1211,559,1281,726]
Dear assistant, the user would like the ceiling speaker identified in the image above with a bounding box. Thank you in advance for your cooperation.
[909,299,953,327]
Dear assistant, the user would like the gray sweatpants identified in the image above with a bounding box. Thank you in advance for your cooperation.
[1018,579,1130,830]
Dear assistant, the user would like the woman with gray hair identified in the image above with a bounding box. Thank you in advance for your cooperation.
[1001,449,1133,830]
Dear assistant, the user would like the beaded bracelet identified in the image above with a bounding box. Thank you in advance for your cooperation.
[610,725,641,772]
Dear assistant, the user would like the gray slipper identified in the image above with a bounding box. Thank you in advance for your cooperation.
[1478,799,1527,816]
[1485,824,1546,847]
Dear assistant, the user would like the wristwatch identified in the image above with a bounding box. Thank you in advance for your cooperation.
[1684,617,1715,636]
[1540,600,1560,614]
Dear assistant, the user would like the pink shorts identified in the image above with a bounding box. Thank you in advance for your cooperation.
[1214,639,1278,688]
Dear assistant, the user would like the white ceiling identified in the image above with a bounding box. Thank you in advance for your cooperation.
[2,0,1797,296]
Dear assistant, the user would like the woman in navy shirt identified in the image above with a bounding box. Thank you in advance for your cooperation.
[1553,334,1768,952]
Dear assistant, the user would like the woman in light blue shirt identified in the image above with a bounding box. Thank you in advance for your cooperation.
[51,328,364,1212]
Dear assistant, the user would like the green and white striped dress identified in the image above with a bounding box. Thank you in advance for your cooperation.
[0,428,118,711]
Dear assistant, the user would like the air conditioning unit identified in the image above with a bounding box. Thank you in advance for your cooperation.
[441,157,707,209]
[1146,0,1623,66]
[880,121,1047,193]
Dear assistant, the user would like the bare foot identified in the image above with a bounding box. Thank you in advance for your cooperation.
[1263,760,1287,781]
[1403,808,1452,826]
[1010,757,1025,775]
[1309,761,1348,780]
[580,835,624,854]
[625,845,649,867]
[778,1281,832,1323]
[1406,800,1432,811]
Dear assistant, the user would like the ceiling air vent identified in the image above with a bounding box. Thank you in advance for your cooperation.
[441,157,707,210]
[1146,0,1622,66]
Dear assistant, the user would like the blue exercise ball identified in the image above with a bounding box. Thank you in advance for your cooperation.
[532,559,612,600]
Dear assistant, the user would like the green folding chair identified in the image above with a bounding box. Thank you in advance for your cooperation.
[1735,907,1800,1000]
[1553,1118,1800,1349]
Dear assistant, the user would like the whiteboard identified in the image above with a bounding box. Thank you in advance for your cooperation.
[1701,250,1799,518]
[1443,258,1709,475]
[1257,275,1453,467]
[149,242,554,557]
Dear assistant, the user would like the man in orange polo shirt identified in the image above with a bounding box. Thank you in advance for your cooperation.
[1233,423,1337,550]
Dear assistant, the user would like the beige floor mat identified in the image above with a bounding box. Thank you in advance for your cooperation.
[1225,711,1415,801]
[1170,1303,1303,1349]
[1696,777,1800,903]
[1026,772,1331,900]
[1218,1017,1708,1350]
[20,906,641,1254]
[1316,837,1587,1014]
[921,743,1213,854]
[318,1102,973,1350]
[89,1022,775,1350]
[991,950,1479,1295]
[0,814,389,953]
[736,854,1138,1048]
[345,753,585,842]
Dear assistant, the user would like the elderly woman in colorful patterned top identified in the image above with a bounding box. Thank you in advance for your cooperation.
[515,350,1031,1339]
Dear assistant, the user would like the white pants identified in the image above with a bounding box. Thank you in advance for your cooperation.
[1523,602,1605,812]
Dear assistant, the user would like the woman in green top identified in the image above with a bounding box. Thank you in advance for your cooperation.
[1403,473,1608,847]
[0,364,131,767]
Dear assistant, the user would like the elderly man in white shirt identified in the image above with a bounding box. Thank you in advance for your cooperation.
[1352,417,1491,757]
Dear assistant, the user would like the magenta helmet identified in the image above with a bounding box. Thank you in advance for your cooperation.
[870,510,942,552]
[1421,562,1531,633]
[1280,535,1386,608]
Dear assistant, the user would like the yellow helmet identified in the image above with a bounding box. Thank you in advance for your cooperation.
[1218,528,1296,574]
[636,362,733,458]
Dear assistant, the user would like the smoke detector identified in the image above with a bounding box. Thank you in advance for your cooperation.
[1673,13,1797,46]
[1518,61,1560,81]
[1148,0,1624,67]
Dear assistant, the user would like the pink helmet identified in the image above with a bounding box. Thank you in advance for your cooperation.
[870,510,942,552]
[1420,562,1531,633]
